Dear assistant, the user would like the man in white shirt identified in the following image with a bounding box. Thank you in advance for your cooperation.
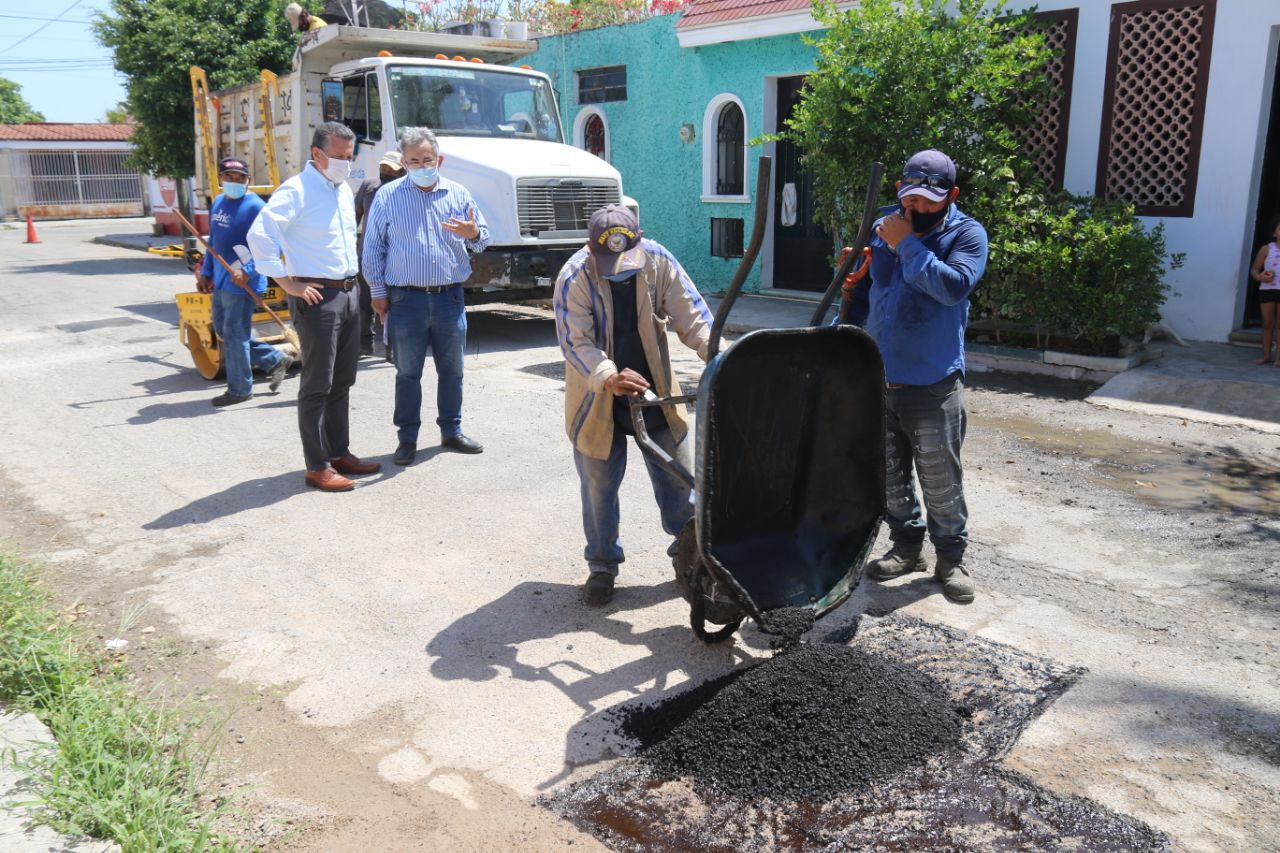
[247,121,381,492]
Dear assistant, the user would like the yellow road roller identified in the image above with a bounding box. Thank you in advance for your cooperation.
[175,285,299,380]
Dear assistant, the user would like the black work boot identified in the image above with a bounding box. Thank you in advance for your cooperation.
[934,554,976,604]
[583,571,615,606]
[866,545,928,581]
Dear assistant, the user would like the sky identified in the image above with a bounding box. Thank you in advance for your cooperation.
[0,0,125,123]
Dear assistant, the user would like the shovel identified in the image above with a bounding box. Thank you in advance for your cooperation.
[173,210,303,358]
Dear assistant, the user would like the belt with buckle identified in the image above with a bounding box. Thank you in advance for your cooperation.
[400,283,459,295]
[297,276,358,290]
[886,382,906,389]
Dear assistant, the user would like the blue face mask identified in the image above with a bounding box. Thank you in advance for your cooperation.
[602,269,639,282]
[408,166,439,188]
[223,181,247,200]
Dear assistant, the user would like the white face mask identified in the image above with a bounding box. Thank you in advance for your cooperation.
[318,154,351,184]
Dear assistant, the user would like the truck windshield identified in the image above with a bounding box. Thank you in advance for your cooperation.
[388,64,563,142]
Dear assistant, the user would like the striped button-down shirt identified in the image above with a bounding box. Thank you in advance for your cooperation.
[360,175,491,299]
[247,162,359,280]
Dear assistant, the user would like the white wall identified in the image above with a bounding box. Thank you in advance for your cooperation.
[1015,0,1280,341]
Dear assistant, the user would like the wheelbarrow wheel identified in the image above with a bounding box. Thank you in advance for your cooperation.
[689,567,743,644]
[675,522,744,643]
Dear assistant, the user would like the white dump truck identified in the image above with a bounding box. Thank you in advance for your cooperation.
[191,25,629,301]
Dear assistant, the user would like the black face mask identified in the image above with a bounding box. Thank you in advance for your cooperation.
[907,204,949,234]
[380,172,399,185]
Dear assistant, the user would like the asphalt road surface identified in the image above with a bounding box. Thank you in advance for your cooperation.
[0,220,1277,850]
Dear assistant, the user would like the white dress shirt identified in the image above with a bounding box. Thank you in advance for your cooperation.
[247,162,359,279]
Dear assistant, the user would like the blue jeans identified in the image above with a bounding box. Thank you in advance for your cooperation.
[387,286,466,443]
[884,371,969,559]
[573,425,694,577]
[213,288,283,397]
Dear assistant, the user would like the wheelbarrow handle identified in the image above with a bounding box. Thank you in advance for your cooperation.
[628,391,695,490]
[810,161,885,327]
[708,155,772,360]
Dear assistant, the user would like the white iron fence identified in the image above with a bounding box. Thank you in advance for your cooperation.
[10,149,144,208]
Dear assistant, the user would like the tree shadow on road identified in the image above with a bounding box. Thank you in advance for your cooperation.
[425,580,761,786]
[11,257,180,278]
[967,370,1098,403]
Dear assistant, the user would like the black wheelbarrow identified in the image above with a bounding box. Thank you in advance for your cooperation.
[630,158,887,643]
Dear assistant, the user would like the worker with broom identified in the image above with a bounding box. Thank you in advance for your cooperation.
[195,157,292,407]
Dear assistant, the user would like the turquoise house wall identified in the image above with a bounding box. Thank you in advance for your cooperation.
[526,15,818,294]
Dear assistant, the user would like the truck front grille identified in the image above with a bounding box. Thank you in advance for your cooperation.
[517,178,621,238]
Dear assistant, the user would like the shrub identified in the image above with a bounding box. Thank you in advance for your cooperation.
[977,191,1183,350]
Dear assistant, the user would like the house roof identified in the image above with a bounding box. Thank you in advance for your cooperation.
[676,0,812,30]
[0,123,134,142]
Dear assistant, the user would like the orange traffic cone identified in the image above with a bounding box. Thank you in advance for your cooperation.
[23,214,40,244]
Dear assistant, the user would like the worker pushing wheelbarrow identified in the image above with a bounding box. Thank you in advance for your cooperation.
[630,159,890,643]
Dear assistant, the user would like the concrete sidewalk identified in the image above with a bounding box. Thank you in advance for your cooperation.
[0,712,119,852]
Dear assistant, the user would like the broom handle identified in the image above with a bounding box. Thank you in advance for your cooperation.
[173,210,291,333]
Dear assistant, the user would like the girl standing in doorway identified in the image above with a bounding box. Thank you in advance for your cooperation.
[1249,213,1280,366]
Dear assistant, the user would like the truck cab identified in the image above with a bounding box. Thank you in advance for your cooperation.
[329,54,625,296]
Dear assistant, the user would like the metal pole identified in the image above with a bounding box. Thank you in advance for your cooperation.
[72,151,84,206]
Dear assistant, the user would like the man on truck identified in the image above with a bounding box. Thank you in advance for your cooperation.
[197,157,291,407]
[247,121,381,492]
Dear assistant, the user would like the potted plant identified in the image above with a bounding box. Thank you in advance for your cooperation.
[505,0,531,39]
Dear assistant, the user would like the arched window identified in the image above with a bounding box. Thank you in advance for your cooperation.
[573,107,610,162]
[584,114,606,159]
[701,94,748,201]
[716,102,744,195]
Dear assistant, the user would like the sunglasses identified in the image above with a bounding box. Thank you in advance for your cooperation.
[901,171,954,191]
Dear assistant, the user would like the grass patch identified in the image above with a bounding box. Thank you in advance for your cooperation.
[0,552,240,851]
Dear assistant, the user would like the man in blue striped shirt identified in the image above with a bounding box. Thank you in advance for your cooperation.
[362,126,491,465]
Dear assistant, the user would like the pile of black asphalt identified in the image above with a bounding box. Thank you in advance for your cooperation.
[545,614,1171,852]
[621,641,963,800]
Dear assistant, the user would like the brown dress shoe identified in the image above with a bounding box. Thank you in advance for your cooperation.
[305,467,354,492]
[330,454,381,476]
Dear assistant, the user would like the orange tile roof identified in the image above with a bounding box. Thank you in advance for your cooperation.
[677,0,812,29]
[0,123,135,142]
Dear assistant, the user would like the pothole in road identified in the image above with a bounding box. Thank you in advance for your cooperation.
[546,615,1169,851]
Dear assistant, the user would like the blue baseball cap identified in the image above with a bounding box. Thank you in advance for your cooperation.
[897,149,956,202]
[588,204,645,276]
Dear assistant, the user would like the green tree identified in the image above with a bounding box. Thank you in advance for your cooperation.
[94,0,305,178]
[785,0,1051,242]
[0,76,45,123]
[102,101,132,124]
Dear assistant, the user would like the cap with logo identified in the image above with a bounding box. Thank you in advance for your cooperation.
[379,150,403,170]
[218,157,250,176]
[897,149,956,202]
[587,204,645,276]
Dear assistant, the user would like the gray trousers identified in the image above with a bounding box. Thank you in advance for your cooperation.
[290,288,360,472]
[884,371,969,559]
